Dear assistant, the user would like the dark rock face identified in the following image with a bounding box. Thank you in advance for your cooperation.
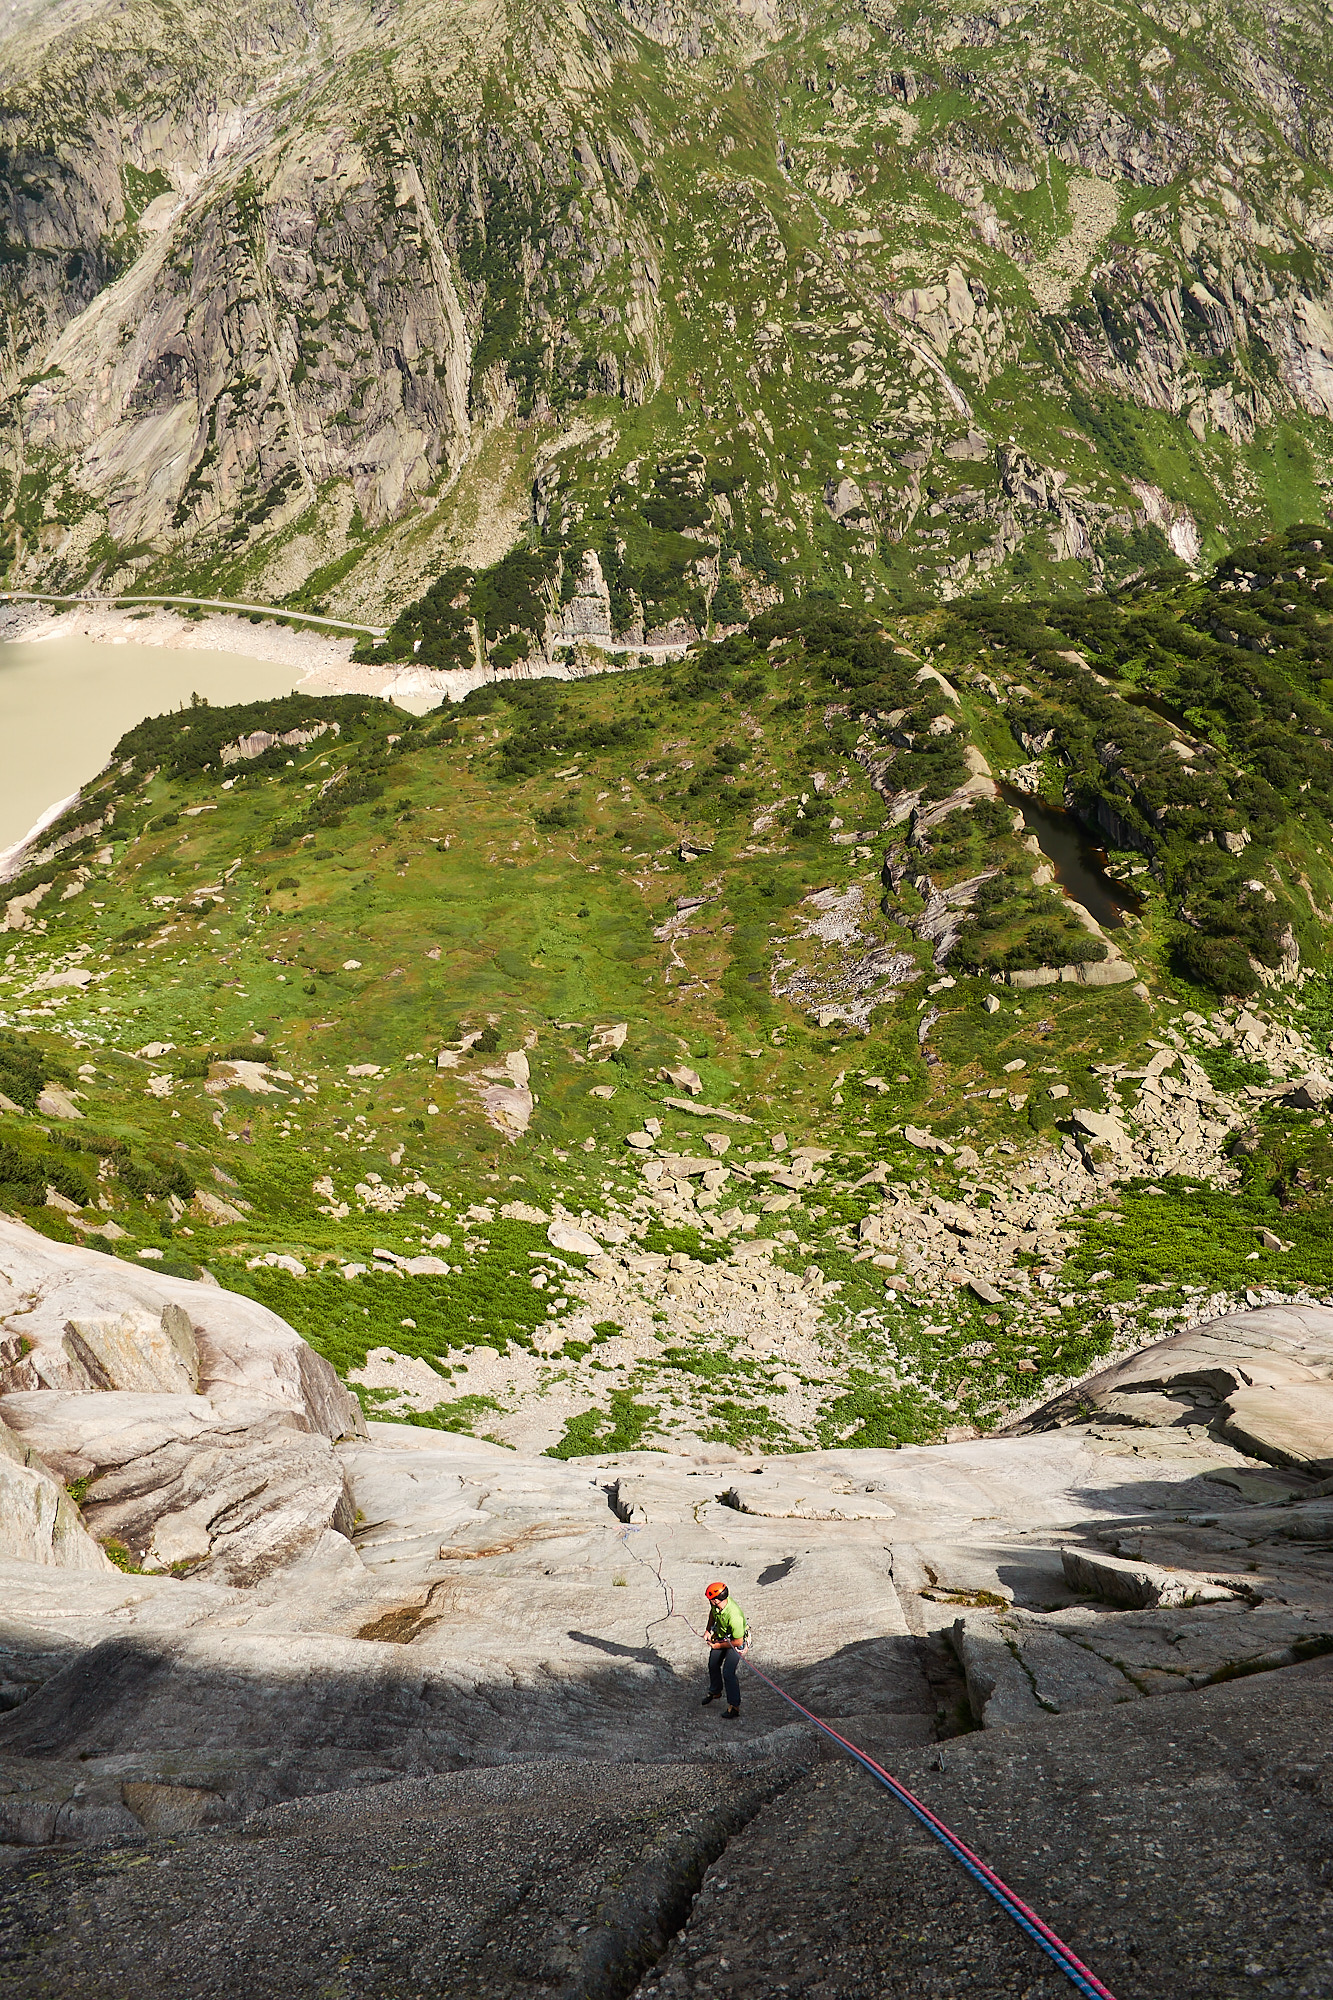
[638,1659,1333,2000]
[0,1755,804,2000]
[3,1664,1332,1998]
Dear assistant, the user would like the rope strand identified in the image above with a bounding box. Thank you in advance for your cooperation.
[615,1525,1119,2000]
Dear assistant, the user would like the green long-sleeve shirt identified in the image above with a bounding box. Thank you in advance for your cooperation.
[707,1598,747,1645]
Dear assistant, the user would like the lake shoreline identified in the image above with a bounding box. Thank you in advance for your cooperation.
[0,600,489,708]
[0,607,470,863]
[0,599,357,677]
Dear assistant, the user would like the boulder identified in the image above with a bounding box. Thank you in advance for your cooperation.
[656,1155,719,1180]
[473,1070,533,1138]
[1061,1546,1238,1609]
[660,1064,703,1096]
[661,1097,754,1123]
[547,1220,602,1258]
[825,474,867,521]
[1008,960,1136,991]
[81,1414,357,1585]
[498,1201,548,1224]
[0,1217,366,1438]
[36,1086,82,1120]
[1282,1073,1333,1111]
[1070,1106,1132,1155]
[904,1125,954,1155]
[0,1413,110,1570]
[1222,1384,1333,1472]
[193,1189,246,1225]
[1011,1301,1333,1437]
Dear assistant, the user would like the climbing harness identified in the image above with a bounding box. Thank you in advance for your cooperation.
[616,1525,1120,2000]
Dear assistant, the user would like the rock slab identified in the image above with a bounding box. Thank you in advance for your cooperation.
[638,1658,1333,1999]
[0,1755,802,2000]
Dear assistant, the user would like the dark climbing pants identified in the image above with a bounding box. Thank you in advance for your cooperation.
[709,1645,741,1707]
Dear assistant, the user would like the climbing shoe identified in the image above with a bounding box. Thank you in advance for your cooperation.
[723,1707,741,1720]
[701,1692,722,1706]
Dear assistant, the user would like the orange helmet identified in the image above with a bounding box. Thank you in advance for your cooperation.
[705,1581,729,1602]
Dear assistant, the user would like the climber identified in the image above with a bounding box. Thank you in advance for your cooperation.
[701,1580,747,1718]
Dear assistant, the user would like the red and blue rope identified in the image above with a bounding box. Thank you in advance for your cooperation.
[618,1524,1119,2000]
[740,1654,1119,2000]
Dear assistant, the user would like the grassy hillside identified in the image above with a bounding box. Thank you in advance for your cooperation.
[3,526,1333,1450]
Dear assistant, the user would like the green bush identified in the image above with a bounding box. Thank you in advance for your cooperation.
[116,1153,195,1202]
[0,1140,90,1207]
[0,1032,50,1113]
[1172,930,1260,997]
[544,1391,657,1458]
[534,800,581,829]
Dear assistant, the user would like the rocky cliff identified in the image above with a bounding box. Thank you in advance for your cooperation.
[5,0,1333,621]
[0,1220,1330,1994]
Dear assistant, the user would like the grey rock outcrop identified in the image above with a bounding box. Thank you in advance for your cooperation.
[80,1415,355,1583]
[1,1211,1332,2000]
[1010,1300,1333,1457]
[1059,1544,1239,1610]
[1223,1382,1333,1472]
[0,1408,110,1571]
[551,549,615,648]
[0,1216,366,1438]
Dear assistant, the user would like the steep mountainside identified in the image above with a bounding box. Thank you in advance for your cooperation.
[5,0,1333,624]
[3,535,1333,1453]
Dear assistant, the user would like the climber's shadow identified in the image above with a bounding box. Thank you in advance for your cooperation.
[566,1629,673,1672]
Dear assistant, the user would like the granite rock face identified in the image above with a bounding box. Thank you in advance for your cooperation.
[78,1416,356,1584]
[5,0,1333,613]
[0,1755,807,2000]
[1011,1299,1333,1462]
[0,1217,366,1438]
[636,1659,1333,2000]
[2,1225,1333,1996]
[0,1410,110,1572]
[0,1216,364,1579]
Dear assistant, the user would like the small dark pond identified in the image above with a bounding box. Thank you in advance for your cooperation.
[998,782,1143,932]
